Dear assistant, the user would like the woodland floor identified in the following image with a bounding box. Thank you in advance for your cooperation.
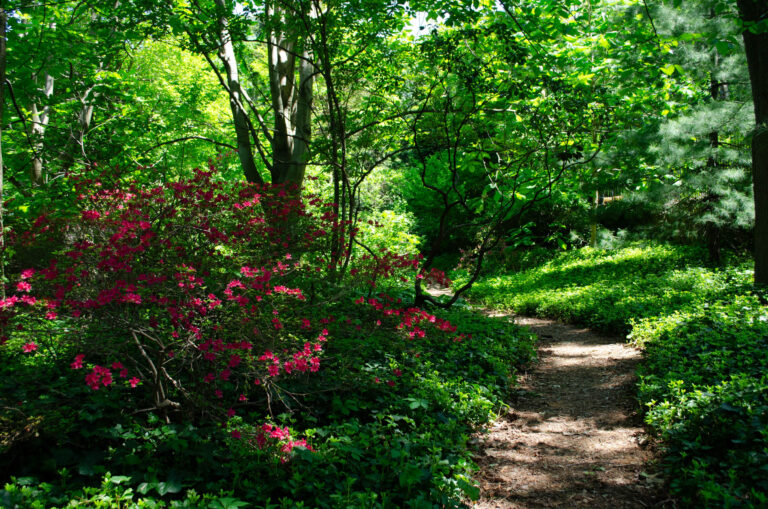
[470,314,675,508]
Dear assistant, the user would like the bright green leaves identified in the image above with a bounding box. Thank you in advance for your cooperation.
[660,64,676,75]
[660,63,685,75]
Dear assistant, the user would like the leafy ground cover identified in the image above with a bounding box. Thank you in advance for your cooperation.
[0,169,536,508]
[465,244,768,507]
[1,304,535,508]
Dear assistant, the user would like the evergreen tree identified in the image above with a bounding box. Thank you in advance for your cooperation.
[648,0,754,260]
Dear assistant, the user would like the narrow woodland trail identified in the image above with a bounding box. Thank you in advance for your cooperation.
[472,314,670,508]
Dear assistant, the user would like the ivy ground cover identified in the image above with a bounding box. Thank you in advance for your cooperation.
[466,244,768,507]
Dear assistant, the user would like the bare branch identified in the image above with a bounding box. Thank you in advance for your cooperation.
[140,136,236,156]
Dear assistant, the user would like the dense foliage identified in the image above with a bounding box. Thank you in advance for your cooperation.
[634,296,768,506]
[0,167,536,507]
[1,0,767,505]
[467,244,767,506]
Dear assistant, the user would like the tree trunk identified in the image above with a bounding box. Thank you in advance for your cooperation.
[0,8,7,298]
[214,0,262,185]
[705,54,727,264]
[267,2,314,186]
[736,0,768,286]
[754,127,768,284]
[30,72,54,186]
[58,88,96,172]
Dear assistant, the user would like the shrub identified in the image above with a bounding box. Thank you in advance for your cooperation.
[1,165,536,507]
[634,298,768,507]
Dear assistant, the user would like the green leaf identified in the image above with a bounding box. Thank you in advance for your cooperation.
[208,497,249,509]
[458,477,480,500]
[398,465,423,487]
[109,475,131,485]
[714,40,730,55]
[660,64,676,76]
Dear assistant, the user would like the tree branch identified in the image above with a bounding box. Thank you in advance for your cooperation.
[140,136,236,156]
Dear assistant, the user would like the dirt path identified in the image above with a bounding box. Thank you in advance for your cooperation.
[472,314,670,508]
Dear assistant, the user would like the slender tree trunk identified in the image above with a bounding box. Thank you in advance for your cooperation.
[736,0,768,286]
[58,88,96,172]
[705,51,727,264]
[0,8,7,299]
[71,87,95,162]
[30,73,54,185]
[589,190,600,247]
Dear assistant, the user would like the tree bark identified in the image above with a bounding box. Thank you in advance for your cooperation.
[705,49,727,264]
[30,72,54,186]
[736,0,768,286]
[0,8,7,299]
[266,2,314,186]
[754,127,768,284]
[214,0,263,184]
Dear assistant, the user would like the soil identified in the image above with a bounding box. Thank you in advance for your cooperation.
[471,314,674,509]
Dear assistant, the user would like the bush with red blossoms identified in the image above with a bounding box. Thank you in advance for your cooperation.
[0,165,454,446]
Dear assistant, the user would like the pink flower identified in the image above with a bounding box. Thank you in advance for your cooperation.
[129,377,140,388]
[71,354,85,369]
[238,393,247,402]
[231,429,241,439]
[16,281,32,293]
[226,407,236,418]
[20,269,35,280]
[85,365,113,390]
[256,432,267,448]
[122,293,142,304]
[22,342,38,353]
[393,368,402,377]
[20,295,37,306]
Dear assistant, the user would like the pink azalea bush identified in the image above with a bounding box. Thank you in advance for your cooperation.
[1,165,453,460]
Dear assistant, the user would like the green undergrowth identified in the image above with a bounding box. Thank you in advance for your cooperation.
[464,244,751,333]
[465,243,768,507]
[1,303,535,508]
